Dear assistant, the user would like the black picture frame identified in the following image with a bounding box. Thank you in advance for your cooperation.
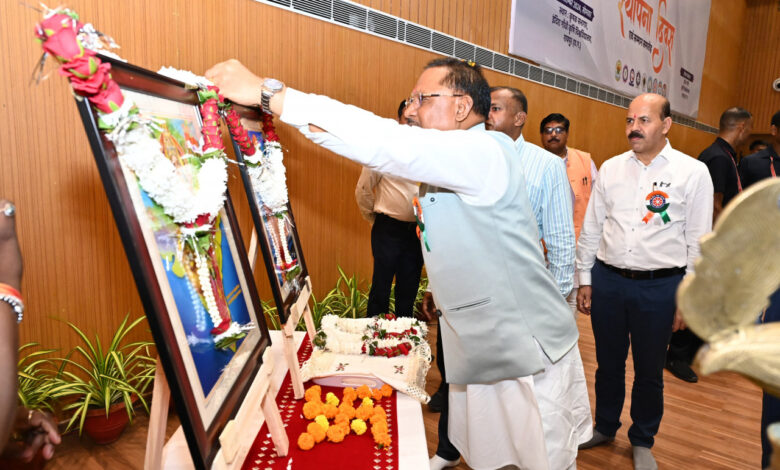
[74,55,271,470]
[228,104,309,324]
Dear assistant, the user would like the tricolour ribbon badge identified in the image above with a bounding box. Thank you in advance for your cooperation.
[642,190,671,224]
[412,197,430,252]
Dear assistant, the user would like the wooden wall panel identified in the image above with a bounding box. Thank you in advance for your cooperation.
[737,0,780,133]
[0,0,756,356]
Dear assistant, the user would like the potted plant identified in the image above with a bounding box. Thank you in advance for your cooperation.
[50,314,156,444]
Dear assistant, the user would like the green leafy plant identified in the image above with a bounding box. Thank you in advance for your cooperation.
[50,314,156,435]
[17,343,57,413]
[327,266,369,319]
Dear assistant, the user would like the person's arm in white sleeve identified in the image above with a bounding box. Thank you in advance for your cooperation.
[576,162,608,286]
[683,166,714,273]
[541,158,575,297]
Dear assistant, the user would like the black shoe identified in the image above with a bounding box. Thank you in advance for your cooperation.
[428,389,445,413]
[665,358,698,383]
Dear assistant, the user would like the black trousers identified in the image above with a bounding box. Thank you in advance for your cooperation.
[366,213,424,318]
[435,323,459,460]
[591,261,682,448]
[667,328,702,364]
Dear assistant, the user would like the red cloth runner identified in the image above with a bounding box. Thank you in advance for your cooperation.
[242,335,400,470]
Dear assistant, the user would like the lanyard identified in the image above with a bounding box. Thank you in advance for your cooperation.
[717,140,742,192]
[771,154,777,178]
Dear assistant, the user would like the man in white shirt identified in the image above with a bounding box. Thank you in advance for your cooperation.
[576,93,713,470]
[355,100,423,318]
[206,58,581,470]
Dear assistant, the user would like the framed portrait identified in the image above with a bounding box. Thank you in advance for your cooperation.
[75,56,271,470]
[228,104,309,323]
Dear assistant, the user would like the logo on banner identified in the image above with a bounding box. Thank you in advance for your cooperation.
[636,71,642,89]
[616,59,623,81]
[624,65,629,82]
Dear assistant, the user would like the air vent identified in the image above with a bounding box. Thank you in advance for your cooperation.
[555,74,567,90]
[514,60,529,78]
[529,66,542,82]
[405,23,431,48]
[293,0,331,19]
[268,0,291,6]
[454,40,475,61]
[475,48,492,67]
[606,92,615,104]
[579,82,590,96]
[597,89,606,101]
[367,11,396,38]
[566,78,577,93]
[397,20,405,40]
[432,32,454,55]
[588,86,598,99]
[333,0,366,29]
[542,70,555,86]
[493,55,510,73]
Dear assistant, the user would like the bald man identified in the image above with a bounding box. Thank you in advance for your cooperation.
[576,94,713,470]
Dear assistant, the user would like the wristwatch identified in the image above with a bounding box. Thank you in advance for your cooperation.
[260,78,284,114]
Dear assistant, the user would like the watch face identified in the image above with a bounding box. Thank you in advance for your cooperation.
[264,78,284,92]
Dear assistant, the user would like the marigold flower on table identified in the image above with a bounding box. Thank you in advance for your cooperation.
[314,414,330,431]
[374,431,392,449]
[338,403,356,419]
[371,420,388,436]
[334,412,350,425]
[302,400,323,420]
[304,385,322,403]
[361,397,374,408]
[370,407,387,423]
[356,384,372,399]
[336,421,350,435]
[355,403,374,421]
[351,418,367,435]
[343,386,357,403]
[297,432,315,451]
[371,388,384,402]
[306,421,327,443]
[380,384,393,397]
[326,424,347,443]
[322,403,339,419]
[325,391,340,407]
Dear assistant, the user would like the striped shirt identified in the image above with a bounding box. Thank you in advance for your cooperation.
[515,135,576,297]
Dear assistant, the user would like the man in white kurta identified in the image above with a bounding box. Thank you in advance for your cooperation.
[207,58,582,470]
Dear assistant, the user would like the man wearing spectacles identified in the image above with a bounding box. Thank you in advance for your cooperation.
[207,57,582,470]
[539,113,599,316]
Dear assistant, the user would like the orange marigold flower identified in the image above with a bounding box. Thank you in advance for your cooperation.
[338,403,356,419]
[380,384,393,397]
[342,386,357,403]
[326,424,347,443]
[307,422,326,443]
[334,412,350,425]
[304,385,322,403]
[371,388,384,402]
[322,403,339,419]
[337,422,351,435]
[374,431,392,449]
[370,407,387,424]
[297,432,315,450]
[355,404,374,421]
[302,401,323,420]
[356,384,372,399]
[371,420,388,436]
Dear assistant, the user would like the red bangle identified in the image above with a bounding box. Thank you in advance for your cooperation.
[0,283,21,301]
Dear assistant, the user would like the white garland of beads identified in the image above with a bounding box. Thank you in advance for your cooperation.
[196,255,222,328]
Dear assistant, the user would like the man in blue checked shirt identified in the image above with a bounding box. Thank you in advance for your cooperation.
[486,86,577,300]
[486,86,591,449]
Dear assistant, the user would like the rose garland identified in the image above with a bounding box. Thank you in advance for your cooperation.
[35,8,253,348]
[313,314,428,357]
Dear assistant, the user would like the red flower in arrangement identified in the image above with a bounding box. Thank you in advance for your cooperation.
[36,13,84,62]
[88,79,124,113]
[61,55,112,95]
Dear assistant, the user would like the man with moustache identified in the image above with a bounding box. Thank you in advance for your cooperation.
[576,94,713,470]
[539,112,599,314]
[206,58,581,470]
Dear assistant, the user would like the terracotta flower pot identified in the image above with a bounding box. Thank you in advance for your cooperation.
[82,402,130,444]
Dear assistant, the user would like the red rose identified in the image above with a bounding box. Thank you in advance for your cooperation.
[88,79,124,113]
[36,14,84,62]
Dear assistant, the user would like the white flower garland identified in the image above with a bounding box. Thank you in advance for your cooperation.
[315,315,428,356]
[247,141,288,214]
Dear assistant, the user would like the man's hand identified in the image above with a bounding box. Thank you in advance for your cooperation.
[1,408,61,463]
[672,308,686,332]
[577,286,592,315]
[204,60,264,107]
[419,291,436,323]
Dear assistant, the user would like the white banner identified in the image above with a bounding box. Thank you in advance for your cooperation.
[509,0,711,118]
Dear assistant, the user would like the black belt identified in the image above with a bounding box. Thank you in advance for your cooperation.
[597,259,685,280]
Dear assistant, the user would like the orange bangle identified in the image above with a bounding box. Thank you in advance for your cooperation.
[0,283,21,300]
